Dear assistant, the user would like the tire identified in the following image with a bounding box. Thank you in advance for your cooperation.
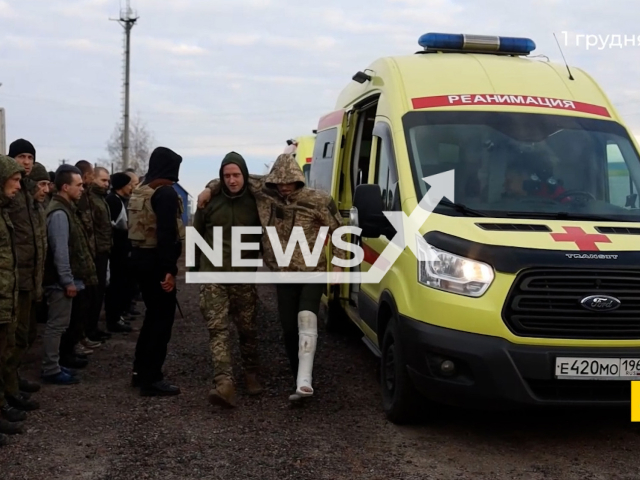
[325,286,346,334]
[380,316,421,424]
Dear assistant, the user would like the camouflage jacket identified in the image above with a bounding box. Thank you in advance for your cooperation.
[0,155,23,324]
[27,162,49,300]
[87,185,112,255]
[76,192,97,259]
[6,178,43,292]
[206,154,346,273]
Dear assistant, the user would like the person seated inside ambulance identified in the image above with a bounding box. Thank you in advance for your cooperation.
[502,157,570,203]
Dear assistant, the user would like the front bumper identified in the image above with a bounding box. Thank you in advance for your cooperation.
[398,314,637,408]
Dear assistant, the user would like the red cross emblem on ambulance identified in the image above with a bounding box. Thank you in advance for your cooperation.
[550,226,611,251]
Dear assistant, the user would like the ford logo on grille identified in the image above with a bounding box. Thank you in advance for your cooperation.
[580,295,621,312]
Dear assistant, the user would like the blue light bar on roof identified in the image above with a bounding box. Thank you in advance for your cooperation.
[418,33,536,55]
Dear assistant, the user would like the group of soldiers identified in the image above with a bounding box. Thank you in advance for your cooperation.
[0,142,347,446]
[0,139,181,447]
[194,152,345,407]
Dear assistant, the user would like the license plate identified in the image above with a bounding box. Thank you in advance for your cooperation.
[555,357,640,380]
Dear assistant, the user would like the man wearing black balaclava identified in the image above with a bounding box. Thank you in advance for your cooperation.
[127,147,184,396]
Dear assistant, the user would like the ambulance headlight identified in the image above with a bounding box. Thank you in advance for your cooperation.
[416,238,494,297]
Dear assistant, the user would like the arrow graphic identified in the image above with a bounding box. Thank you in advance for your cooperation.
[185,170,455,284]
[363,170,455,284]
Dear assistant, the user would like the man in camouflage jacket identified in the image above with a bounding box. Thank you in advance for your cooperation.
[2,162,51,414]
[2,139,43,413]
[71,161,108,353]
[198,153,346,401]
[193,152,264,408]
[23,163,50,357]
[0,154,26,444]
[84,167,117,340]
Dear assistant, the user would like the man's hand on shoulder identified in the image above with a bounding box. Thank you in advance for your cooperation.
[197,187,212,209]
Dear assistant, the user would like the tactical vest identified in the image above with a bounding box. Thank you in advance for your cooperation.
[127,184,185,249]
[43,196,98,287]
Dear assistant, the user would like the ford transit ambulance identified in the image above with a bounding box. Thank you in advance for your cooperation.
[309,32,640,424]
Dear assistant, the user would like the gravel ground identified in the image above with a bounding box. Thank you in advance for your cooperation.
[2,262,640,479]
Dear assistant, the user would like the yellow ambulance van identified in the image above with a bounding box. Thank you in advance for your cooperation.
[309,32,640,424]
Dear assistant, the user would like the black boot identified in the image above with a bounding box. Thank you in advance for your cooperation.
[0,419,24,435]
[1,404,27,422]
[107,318,132,333]
[87,329,111,342]
[140,380,181,397]
[6,393,40,411]
[18,376,40,393]
[0,433,8,446]
[60,355,88,369]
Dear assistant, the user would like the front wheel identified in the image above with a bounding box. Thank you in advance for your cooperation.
[325,285,347,333]
[380,316,421,424]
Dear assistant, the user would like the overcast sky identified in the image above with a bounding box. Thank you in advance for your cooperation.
[1,0,640,209]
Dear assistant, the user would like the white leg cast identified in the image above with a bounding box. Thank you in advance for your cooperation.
[295,310,317,397]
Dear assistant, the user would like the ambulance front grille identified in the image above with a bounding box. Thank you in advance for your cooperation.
[502,268,640,340]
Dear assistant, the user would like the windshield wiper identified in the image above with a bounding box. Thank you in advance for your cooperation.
[437,199,488,217]
[504,211,616,222]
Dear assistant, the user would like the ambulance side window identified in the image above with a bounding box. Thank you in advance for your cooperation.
[606,142,634,207]
[375,140,390,208]
[374,138,400,211]
[309,128,337,193]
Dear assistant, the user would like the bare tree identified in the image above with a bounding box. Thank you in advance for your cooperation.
[106,113,155,174]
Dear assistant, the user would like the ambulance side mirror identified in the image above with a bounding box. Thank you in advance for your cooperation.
[353,184,395,238]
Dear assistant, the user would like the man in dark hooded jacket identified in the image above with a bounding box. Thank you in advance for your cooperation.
[193,152,263,408]
[127,147,184,396]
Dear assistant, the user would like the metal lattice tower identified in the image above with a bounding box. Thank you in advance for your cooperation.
[110,0,138,170]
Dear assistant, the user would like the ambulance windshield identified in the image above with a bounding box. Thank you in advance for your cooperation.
[404,111,640,222]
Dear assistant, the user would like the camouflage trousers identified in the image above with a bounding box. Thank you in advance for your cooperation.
[2,291,34,396]
[199,284,259,382]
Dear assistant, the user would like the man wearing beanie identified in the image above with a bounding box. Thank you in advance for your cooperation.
[5,163,50,403]
[128,146,184,396]
[2,139,43,413]
[44,171,56,209]
[105,172,135,332]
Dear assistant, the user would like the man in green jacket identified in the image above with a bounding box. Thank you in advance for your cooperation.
[3,139,43,413]
[0,154,26,445]
[193,152,263,408]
